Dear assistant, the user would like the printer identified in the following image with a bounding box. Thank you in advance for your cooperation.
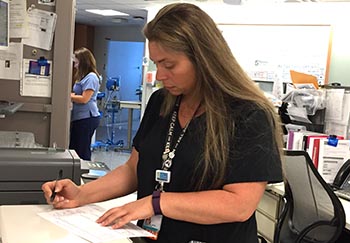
[0,147,81,205]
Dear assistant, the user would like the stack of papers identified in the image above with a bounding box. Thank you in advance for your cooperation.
[38,204,153,243]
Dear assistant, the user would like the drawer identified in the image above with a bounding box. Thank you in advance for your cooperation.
[258,191,280,219]
[256,210,275,243]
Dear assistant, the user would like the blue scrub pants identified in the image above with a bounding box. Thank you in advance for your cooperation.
[69,116,100,161]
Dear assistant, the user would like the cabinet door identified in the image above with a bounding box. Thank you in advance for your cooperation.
[256,210,275,243]
[256,191,282,242]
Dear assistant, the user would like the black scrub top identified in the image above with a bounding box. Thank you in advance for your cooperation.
[133,89,283,243]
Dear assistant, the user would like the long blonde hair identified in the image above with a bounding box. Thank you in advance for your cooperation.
[143,3,283,190]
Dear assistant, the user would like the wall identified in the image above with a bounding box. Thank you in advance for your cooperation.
[93,25,145,84]
[73,23,95,88]
[80,3,350,120]
[7,2,348,148]
[74,23,95,52]
[139,3,350,117]
[199,2,350,86]
[0,0,75,147]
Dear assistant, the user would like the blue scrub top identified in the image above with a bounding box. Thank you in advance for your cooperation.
[71,72,100,121]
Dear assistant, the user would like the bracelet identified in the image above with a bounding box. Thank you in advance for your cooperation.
[152,190,162,215]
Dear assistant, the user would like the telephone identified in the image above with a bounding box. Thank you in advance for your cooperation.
[332,159,350,201]
[333,159,350,189]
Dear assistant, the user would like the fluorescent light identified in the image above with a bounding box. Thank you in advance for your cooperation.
[112,18,128,23]
[223,0,242,4]
[85,9,129,16]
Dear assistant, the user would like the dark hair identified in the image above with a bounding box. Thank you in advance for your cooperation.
[74,47,99,82]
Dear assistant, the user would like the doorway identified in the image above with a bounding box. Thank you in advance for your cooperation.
[94,40,145,152]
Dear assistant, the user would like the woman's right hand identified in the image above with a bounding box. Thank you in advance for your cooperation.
[41,179,82,209]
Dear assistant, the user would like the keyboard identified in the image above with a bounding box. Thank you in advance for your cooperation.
[334,189,350,201]
[81,161,111,180]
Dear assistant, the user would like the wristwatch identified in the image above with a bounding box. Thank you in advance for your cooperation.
[152,190,162,215]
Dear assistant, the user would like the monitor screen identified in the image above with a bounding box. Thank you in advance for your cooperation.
[0,0,9,50]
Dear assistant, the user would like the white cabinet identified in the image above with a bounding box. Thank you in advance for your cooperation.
[256,190,283,243]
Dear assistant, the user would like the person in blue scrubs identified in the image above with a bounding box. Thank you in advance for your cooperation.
[70,47,100,160]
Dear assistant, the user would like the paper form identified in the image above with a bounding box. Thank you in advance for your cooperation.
[9,0,28,38]
[0,42,22,80]
[22,7,57,51]
[318,139,350,184]
[327,90,350,124]
[38,204,153,243]
[325,89,345,121]
[324,89,350,139]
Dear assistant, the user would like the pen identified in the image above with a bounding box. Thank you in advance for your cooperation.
[50,169,63,202]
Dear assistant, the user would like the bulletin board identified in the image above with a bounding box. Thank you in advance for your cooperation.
[218,24,332,85]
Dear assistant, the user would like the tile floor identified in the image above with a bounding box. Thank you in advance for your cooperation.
[90,112,140,170]
[91,124,137,170]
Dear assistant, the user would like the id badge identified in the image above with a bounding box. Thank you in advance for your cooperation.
[155,169,171,183]
[142,215,163,240]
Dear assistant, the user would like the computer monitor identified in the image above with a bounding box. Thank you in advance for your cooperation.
[0,0,9,50]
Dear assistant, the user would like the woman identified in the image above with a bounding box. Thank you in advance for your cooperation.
[70,47,100,161]
[42,4,283,243]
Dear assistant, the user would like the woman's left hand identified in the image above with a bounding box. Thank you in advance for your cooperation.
[96,195,154,229]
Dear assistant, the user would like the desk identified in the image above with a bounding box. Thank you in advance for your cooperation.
[119,101,141,150]
[257,183,350,242]
[0,193,137,243]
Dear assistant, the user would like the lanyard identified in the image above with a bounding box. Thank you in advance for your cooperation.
[156,95,200,191]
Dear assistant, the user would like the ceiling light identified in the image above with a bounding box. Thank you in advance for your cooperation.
[85,9,129,16]
[223,0,242,4]
[112,18,128,23]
